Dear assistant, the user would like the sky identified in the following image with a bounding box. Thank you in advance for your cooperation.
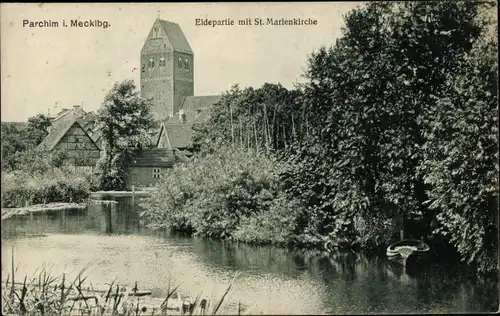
[1,2,362,122]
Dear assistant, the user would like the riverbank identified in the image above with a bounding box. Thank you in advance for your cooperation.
[1,202,87,220]
[1,188,152,221]
[90,189,155,198]
[0,199,121,220]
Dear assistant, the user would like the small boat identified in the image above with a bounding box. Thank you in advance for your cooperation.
[386,239,430,264]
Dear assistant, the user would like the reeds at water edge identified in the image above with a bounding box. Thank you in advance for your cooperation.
[2,249,241,316]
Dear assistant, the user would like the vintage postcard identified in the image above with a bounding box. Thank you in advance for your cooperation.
[1,2,498,315]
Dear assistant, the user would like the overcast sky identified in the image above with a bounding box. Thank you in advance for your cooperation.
[1,2,362,122]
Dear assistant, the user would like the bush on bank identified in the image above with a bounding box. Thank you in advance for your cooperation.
[139,147,308,245]
[2,166,94,208]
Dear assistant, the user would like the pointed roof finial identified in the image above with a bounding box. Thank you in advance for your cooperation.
[157,9,161,20]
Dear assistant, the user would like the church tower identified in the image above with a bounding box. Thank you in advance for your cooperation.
[140,19,194,121]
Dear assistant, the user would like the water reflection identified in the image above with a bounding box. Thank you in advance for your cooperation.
[1,197,498,314]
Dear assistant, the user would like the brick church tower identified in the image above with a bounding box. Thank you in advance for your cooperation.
[140,19,194,121]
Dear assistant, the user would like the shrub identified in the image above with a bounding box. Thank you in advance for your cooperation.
[140,147,306,244]
[1,167,94,207]
[233,192,305,245]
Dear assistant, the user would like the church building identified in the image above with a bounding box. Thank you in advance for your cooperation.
[141,18,222,155]
[38,18,221,187]
[140,19,195,121]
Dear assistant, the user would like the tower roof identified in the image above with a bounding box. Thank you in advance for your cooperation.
[157,19,193,54]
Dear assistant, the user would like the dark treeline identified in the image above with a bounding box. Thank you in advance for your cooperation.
[140,2,498,276]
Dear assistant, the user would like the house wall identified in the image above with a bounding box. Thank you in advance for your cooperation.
[156,127,171,149]
[54,124,101,166]
[126,166,170,188]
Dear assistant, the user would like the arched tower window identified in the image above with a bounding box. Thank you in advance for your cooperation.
[149,58,155,68]
[160,58,166,68]
[177,57,183,68]
[184,58,189,70]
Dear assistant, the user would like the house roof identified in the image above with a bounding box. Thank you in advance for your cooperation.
[38,116,98,151]
[78,112,98,129]
[180,95,222,124]
[177,149,193,158]
[127,148,176,168]
[53,106,86,120]
[155,95,222,149]
[163,123,194,149]
[173,149,191,162]
[91,133,102,150]
[51,108,72,121]
[78,112,100,144]
[158,19,193,54]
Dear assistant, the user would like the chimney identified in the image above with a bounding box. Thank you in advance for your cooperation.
[73,105,84,117]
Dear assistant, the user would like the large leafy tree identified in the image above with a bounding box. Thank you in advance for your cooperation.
[296,1,497,272]
[1,114,52,171]
[1,124,27,171]
[420,32,498,274]
[95,79,156,189]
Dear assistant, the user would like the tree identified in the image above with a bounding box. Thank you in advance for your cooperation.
[193,83,303,154]
[95,79,156,189]
[420,30,498,274]
[24,114,52,149]
[1,123,27,171]
[291,1,496,260]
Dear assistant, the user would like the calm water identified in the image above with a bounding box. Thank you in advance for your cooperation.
[1,197,498,314]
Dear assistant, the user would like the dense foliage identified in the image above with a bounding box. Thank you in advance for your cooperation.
[294,1,498,273]
[1,123,27,171]
[1,114,52,171]
[95,79,156,190]
[140,147,307,245]
[141,2,498,275]
[193,83,303,153]
[419,33,498,273]
[24,114,53,148]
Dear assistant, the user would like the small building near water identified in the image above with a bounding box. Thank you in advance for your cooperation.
[125,148,177,188]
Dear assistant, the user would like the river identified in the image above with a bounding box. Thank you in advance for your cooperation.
[1,197,498,314]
